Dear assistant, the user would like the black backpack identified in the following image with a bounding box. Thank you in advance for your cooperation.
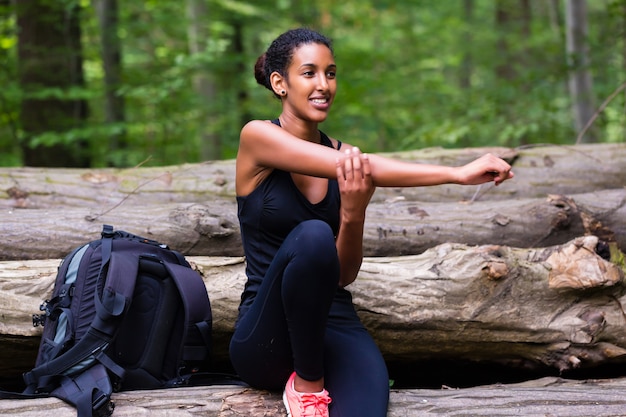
[21,225,214,416]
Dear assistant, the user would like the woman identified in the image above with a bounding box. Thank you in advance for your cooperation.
[229,28,513,417]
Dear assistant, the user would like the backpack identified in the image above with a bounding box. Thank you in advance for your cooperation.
[21,224,214,417]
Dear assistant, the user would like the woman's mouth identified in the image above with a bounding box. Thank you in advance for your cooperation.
[310,97,330,109]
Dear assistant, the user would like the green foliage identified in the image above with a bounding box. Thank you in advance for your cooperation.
[0,0,624,167]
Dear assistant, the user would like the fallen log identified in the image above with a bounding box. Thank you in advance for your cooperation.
[1,236,625,386]
[2,376,626,417]
[1,189,624,260]
[363,189,626,256]
[1,144,625,210]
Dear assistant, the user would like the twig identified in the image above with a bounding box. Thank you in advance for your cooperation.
[85,174,167,222]
[84,158,211,222]
[85,156,157,221]
[576,80,626,145]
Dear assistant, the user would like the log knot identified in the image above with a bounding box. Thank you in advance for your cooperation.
[547,236,624,289]
[547,194,578,230]
[7,186,29,208]
[483,261,508,280]
[580,211,616,243]
[578,310,606,340]
[169,204,236,237]
[81,172,118,184]
[407,205,429,219]
[478,246,509,280]
[491,214,510,227]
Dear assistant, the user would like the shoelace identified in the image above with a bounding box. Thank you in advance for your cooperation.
[298,392,332,417]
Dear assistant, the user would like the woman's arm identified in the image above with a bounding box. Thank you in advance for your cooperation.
[366,152,514,187]
[237,120,340,194]
[237,120,513,195]
[334,148,375,287]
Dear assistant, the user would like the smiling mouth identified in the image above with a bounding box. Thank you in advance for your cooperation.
[311,98,328,104]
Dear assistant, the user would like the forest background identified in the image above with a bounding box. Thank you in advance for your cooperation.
[0,0,624,169]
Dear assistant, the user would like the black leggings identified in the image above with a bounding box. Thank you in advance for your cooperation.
[229,220,389,416]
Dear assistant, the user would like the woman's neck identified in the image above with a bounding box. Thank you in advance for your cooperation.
[278,114,320,144]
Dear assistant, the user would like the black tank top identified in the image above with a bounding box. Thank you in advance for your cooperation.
[236,120,342,316]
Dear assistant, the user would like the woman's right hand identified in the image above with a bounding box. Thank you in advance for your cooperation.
[336,147,376,223]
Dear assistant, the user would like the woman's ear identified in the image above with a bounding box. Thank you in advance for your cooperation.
[270,71,286,96]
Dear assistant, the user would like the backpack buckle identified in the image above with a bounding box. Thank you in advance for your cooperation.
[32,314,46,327]
[101,224,115,239]
[92,391,115,417]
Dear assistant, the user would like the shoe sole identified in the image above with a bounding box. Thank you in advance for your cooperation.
[282,390,293,417]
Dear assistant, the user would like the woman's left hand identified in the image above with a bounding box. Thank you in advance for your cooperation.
[456,153,514,186]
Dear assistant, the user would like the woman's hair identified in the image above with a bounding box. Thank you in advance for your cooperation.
[254,28,333,97]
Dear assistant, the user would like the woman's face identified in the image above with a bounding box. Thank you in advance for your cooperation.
[282,42,337,123]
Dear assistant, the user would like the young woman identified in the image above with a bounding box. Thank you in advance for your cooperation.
[229,28,513,417]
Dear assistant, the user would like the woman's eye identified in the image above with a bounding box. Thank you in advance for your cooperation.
[327,71,336,78]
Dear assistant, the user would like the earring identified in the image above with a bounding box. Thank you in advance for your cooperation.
[281,90,286,96]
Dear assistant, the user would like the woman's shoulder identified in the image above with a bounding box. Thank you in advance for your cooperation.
[239,119,281,145]
[242,119,354,152]
[241,119,275,132]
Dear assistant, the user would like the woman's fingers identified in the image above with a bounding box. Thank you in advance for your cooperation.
[336,147,373,186]
[464,153,514,186]
[349,147,363,179]
[360,151,372,180]
[337,147,357,181]
[489,154,513,185]
[344,148,355,180]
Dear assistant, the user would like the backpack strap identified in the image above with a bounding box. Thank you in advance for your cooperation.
[92,250,138,331]
[24,251,138,385]
[53,364,115,417]
[162,261,212,362]
[23,249,141,417]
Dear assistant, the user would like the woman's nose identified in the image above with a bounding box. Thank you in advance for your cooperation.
[317,73,329,90]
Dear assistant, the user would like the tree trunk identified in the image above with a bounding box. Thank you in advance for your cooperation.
[2,236,625,384]
[230,19,251,128]
[2,144,625,210]
[186,0,220,160]
[621,1,626,142]
[547,0,562,35]
[565,0,597,143]
[93,0,127,166]
[14,0,89,167]
[459,0,474,90]
[2,377,626,417]
[1,188,624,261]
[495,0,529,82]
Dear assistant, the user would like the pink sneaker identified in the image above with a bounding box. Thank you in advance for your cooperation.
[282,372,332,417]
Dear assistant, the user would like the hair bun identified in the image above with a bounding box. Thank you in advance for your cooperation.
[254,53,268,87]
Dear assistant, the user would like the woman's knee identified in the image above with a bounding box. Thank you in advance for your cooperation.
[282,220,339,289]
[291,220,337,259]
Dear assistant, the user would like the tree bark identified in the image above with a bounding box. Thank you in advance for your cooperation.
[186,0,221,161]
[565,0,597,143]
[2,377,626,417]
[460,0,474,90]
[1,188,624,261]
[2,144,625,209]
[14,0,90,167]
[2,236,625,383]
[495,0,531,84]
[93,0,127,165]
